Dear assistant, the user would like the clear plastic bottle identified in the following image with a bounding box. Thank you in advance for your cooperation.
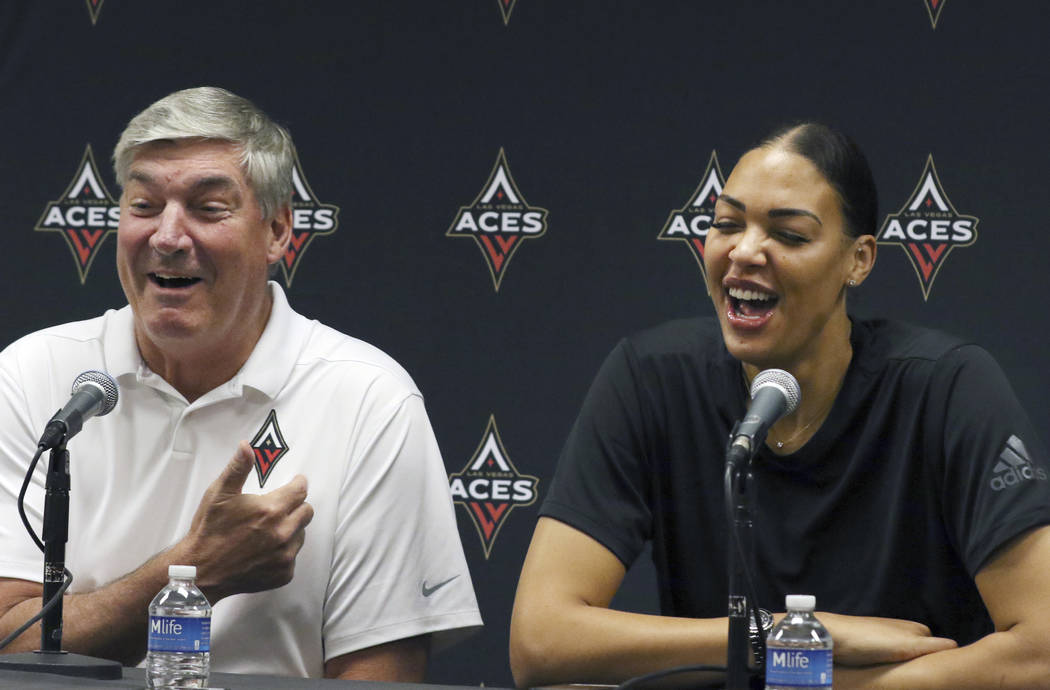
[765,594,832,690]
[146,565,211,688]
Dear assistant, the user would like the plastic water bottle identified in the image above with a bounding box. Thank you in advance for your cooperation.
[765,594,832,690]
[146,565,211,688]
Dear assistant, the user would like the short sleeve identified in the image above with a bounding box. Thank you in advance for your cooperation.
[540,339,654,568]
[0,339,53,583]
[933,345,1050,575]
[321,391,481,660]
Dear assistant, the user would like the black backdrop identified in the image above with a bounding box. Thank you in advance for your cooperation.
[2,2,1048,686]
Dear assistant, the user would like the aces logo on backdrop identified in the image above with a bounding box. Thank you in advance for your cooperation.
[279,155,340,286]
[448,416,539,558]
[36,146,337,286]
[448,149,548,291]
[658,151,727,283]
[923,0,947,29]
[85,0,105,25]
[876,155,978,300]
[497,0,518,25]
[35,145,119,283]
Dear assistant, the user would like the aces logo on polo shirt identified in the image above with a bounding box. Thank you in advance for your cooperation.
[250,410,290,488]
[658,151,727,283]
[876,155,978,300]
[448,416,538,558]
[447,149,548,291]
[35,145,120,283]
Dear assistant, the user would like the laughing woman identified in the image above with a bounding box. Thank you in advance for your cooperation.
[510,122,1050,689]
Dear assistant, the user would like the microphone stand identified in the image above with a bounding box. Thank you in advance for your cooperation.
[0,440,122,679]
[725,429,759,690]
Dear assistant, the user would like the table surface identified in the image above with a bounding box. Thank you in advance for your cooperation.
[0,666,506,690]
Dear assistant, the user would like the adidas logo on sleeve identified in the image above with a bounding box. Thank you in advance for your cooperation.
[989,435,1048,491]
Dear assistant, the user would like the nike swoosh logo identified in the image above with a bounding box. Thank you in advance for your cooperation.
[421,575,460,597]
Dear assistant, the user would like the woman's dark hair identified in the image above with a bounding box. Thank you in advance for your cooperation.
[757,122,878,239]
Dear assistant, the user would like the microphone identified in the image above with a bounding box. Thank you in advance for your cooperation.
[37,371,119,449]
[728,369,801,464]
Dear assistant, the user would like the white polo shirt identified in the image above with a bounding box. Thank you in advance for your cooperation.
[0,283,481,677]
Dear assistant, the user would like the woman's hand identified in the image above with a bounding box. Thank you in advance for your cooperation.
[816,612,957,666]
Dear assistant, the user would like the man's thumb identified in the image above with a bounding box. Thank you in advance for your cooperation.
[214,441,254,495]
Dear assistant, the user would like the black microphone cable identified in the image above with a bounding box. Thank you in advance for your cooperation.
[0,445,74,652]
[725,460,769,675]
[611,453,770,690]
[616,663,728,689]
[619,373,797,690]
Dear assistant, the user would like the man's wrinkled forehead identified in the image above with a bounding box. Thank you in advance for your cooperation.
[127,138,241,168]
[124,139,247,192]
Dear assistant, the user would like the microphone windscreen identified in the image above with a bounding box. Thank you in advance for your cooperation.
[750,369,801,415]
[71,370,119,416]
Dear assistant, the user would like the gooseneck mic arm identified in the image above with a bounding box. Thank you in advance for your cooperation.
[0,371,122,680]
[725,438,755,690]
[724,369,801,690]
[40,442,71,653]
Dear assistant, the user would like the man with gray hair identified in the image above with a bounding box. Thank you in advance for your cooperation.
[0,87,481,680]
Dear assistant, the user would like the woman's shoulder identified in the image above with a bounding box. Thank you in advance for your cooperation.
[853,318,975,363]
[622,315,726,359]
[851,318,1003,386]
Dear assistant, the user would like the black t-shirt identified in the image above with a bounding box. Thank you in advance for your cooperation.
[541,317,1050,645]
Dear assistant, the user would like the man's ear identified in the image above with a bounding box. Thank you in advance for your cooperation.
[266,205,293,266]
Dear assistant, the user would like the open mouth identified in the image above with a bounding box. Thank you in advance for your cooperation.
[727,286,778,319]
[149,273,202,289]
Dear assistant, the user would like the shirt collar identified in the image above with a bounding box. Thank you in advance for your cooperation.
[102,305,144,383]
[101,281,309,402]
[236,281,309,399]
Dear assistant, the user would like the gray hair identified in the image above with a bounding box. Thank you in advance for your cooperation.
[113,87,295,220]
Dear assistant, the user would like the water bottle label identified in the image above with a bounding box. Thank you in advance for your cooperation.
[148,615,211,653]
[765,647,832,687]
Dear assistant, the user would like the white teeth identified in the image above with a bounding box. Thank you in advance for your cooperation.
[154,273,194,280]
[727,287,774,301]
